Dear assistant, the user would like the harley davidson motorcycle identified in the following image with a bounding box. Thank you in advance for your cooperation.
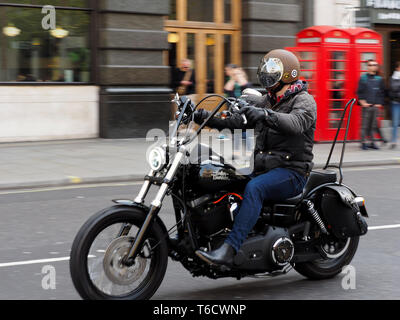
[69,92,368,300]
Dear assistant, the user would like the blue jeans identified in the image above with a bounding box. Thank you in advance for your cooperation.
[225,167,307,252]
[392,101,400,143]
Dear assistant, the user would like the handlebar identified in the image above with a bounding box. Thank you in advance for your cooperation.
[174,94,248,126]
[172,92,264,143]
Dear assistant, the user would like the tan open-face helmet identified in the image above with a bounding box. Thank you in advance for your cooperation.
[257,49,300,89]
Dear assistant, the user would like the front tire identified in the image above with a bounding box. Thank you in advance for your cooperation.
[69,206,168,300]
[293,236,359,280]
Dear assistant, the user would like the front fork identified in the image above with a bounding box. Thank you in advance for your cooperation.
[124,147,186,265]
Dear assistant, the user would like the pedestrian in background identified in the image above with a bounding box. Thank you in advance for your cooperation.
[357,59,385,150]
[223,64,254,146]
[171,59,196,121]
[371,63,388,146]
[224,64,251,98]
[389,61,400,149]
[172,59,196,96]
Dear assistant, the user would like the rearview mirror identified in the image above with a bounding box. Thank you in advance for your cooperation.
[241,88,262,97]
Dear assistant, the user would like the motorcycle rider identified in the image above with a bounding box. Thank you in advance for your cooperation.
[193,49,317,266]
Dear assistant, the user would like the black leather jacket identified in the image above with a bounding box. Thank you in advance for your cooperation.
[196,82,317,177]
[357,73,385,105]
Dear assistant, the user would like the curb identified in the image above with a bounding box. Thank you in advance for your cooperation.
[0,174,145,191]
[0,159,399,192]
[313,158,400,169]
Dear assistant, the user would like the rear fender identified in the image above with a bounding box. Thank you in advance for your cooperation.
[307,183,368,217]
[316,185,368,238]
[323,185,368,218]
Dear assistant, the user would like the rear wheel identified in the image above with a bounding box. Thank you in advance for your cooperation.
[70,206,168,300]
[293,235,359,280]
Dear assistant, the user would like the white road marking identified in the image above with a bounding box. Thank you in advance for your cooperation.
[368,224,400,231]
[0,257,70,268]
[0,181,143,195]
[0,224,398,269]
[0,255,95,268]
[0,225,395,269]
[342,165,400,172]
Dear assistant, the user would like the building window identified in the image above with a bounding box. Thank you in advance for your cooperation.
[169,0,177,20]
[0,1,92,83]
[224,0,232,23]
[187,0,214,22]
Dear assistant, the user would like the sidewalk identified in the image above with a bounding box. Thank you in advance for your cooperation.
[0,138,399,190]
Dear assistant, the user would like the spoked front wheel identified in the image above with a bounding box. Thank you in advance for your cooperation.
[69,206,168,300]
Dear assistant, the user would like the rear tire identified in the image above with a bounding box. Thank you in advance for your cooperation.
[293,236,359,280]
[70,206,168,300]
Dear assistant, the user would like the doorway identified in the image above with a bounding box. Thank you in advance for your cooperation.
[390,31,400,74]
[165,0,241,97]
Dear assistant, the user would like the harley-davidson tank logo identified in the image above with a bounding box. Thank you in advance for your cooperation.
[212,171,229,180]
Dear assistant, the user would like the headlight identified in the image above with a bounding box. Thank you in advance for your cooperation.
[148,147,166,171]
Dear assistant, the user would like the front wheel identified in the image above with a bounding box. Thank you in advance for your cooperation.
[293,235,359,280]
[69,206,168,300]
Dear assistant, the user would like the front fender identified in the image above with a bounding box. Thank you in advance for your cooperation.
[112,199,170,243]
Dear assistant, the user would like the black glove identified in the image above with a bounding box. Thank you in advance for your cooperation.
[193,108,210,124]
[240,105,266,124]
[236,98,249,110]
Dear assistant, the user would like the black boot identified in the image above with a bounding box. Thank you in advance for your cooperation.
[361,143,368,150]
[368,142,379,150]
[195,243,235,266]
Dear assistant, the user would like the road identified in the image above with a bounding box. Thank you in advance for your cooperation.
[0,165,399,300]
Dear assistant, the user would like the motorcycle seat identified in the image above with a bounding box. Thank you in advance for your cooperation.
[303,169,337,195]
[280,192,304,205]
[263,192,303,206]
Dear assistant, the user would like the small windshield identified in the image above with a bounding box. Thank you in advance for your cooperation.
[168,94,198,146]
[169,94,232,147]
[168,94,255,175]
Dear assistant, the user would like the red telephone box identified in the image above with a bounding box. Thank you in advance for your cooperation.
[347,28,383,140]
[286,26,383,142]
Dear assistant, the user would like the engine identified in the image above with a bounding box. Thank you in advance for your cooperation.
[188,193,295,272]
[233,226,294,272]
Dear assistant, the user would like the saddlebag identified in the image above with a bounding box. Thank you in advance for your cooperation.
[320,186,368,239]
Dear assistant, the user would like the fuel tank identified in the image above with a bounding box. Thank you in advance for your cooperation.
[186,142,251,192]
[190,159,250,193]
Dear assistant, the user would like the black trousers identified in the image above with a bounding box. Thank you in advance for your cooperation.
[361,106,383,143]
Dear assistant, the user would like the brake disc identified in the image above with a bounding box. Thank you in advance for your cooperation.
[103,236,147,286]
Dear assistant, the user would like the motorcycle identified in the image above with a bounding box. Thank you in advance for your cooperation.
[69,92,369,300]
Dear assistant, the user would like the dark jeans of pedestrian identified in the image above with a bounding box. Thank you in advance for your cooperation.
[392,101,400,143]
[225,167,307,252]
[361,106,378,143]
